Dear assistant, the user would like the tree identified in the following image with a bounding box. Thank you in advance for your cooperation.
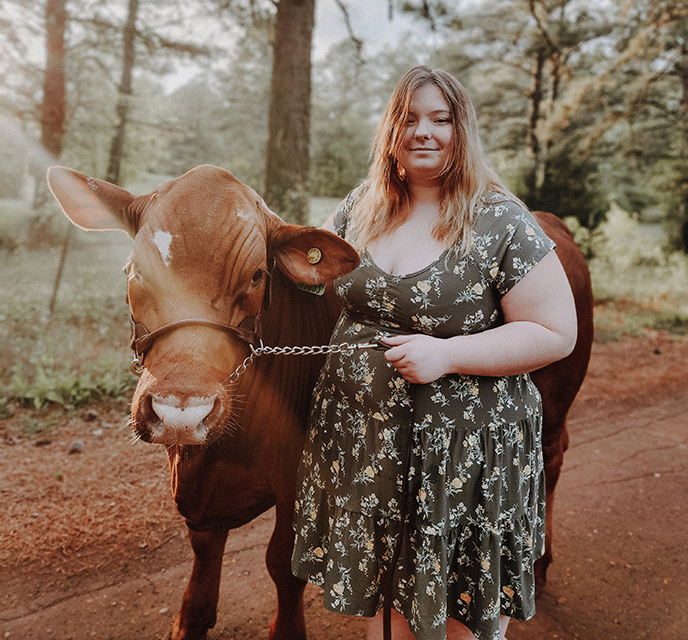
[310,39,372,197]
[41,0,67,162]
[105,0,140,185]
[101,0,215,185]
[161,22,272,190]
[33,0,68,209]
[674,41,688,250]
[407,0,625,223]
[264,0,316,224]
[310,36,428,198]
[613,4,688,249]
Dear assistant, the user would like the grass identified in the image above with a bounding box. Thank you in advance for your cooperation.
[0,200,136,413]
[576,203,688,341]
[1,196,687,417]
[592,299,688,343]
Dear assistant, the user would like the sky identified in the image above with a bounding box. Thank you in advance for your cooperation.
[312,0,420,60]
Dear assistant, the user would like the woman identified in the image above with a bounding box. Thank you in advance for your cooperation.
[291,66,577,640]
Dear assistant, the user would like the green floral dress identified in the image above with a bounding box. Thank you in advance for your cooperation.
[292,192,555,640]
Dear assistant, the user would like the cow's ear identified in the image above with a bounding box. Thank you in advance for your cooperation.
[268,223,360,285]
[47,166,143,238]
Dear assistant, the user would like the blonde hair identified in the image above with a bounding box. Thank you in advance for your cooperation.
[346,66,523,256]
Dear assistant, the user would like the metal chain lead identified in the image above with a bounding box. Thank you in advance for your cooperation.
[226,340,383,384]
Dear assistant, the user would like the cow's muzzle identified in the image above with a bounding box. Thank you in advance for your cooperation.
[135,392,221,445]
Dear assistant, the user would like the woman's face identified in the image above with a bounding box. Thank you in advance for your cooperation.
[396,82,454,187]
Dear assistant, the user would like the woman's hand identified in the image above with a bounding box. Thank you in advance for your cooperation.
[381,334,450,384]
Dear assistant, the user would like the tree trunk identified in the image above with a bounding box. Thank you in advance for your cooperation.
[33,0,67,211]
[678,47,688,252]
[524,47,545,207]
[106,0,139,185]
[264,0,315,225]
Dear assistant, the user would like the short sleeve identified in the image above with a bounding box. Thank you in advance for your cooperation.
[482,198,556,296]
[332,190,357,239]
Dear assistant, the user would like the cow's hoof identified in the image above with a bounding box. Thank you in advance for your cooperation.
[169,616,213,640]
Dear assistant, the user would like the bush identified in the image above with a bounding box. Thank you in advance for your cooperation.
[651,312,688,335]
[585,201,688,339]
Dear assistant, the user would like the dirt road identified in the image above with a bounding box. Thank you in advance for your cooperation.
[2,335,687,640]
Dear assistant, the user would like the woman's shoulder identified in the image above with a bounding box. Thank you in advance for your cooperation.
[477,192,542,230]
[480,191,527,216]
[474,192,554,251]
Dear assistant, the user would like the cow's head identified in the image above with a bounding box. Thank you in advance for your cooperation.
[47,165,359,445]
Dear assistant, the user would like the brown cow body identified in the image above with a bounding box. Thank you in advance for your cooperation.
[48,165,593,639]
[530,211,594,586]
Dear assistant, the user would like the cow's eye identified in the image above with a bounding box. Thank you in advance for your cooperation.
[252,269,263,283]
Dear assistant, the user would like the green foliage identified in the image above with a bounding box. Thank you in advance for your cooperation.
[0,226,135,413]
[309,39,428,198]
[159,24,272,192]
[518,150,608,228]
[0,200,71,249]
[651,312,688,335]
[562,216,593,259]
[564,200,688,340]
[310,117,372,198]
[0,397,13,419]
[0,124,31,200]
[587,201,688,307]
[5,357,137,410]
[0,200,31,249]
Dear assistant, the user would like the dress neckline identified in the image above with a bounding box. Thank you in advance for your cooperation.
[364,248,450,280]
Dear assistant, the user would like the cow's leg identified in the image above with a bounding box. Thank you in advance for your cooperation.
[266,501,307,640]
[169,527,229,640]
[535,426,569,589]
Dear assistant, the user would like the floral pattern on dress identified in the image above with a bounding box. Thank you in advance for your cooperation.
[292,193,555,640]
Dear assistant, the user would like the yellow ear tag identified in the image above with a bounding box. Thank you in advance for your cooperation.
[307,247,322,264]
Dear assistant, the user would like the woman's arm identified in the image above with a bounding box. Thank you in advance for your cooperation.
[383,250,578,384]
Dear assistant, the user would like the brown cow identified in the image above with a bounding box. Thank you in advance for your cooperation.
[47,164,360,640]
[47,165,593,638]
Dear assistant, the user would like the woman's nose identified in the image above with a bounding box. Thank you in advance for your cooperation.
[414,118,431,139]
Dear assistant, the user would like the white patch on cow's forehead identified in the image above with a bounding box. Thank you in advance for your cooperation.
[153,230,174,266]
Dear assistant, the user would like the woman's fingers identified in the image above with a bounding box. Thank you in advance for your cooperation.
[380,334,447,384]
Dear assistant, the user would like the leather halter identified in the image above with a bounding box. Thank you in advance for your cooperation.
[130,313,261,358]
[129,262,273,375]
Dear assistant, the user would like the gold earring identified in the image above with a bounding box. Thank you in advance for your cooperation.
[397,163,406,180]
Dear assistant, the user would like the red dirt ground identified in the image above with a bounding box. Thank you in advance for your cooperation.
[1,333,687,640]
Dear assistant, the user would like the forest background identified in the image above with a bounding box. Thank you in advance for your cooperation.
[1,0,688,411]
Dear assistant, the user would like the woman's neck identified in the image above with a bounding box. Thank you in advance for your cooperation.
[406,181,442,221]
